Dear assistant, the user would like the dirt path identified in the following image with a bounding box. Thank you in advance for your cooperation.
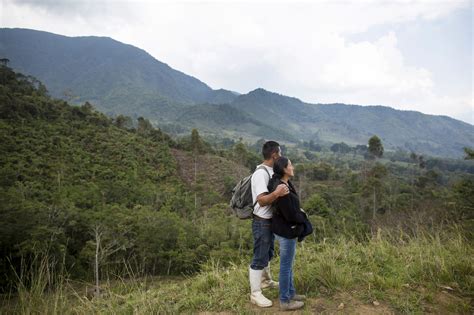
[246,294,393,314]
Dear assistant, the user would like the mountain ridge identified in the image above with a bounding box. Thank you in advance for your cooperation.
[0,28,238,106]
[1,28,472,158]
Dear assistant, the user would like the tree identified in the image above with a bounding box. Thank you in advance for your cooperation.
[312,143,322,152]
[114,114,133,129]
[303,150,316,161]
[409,152,426,210]
[453,177,474,220]
[233,140,248,165]
[36,81,49,97]
[330,142,351,155]
[82,101,94,113]
[137,117,153,135]
[464,147,474,160]
[367,135,384,159]
[307,162,333,181]
[364,163,388,220]
[364,136,385,219]
[190,129,205,211]
[254,138,266,153]
[232,139,260,170]
[0,58,10,66]
[89,224,126,297]
[355,144,368,156]
[303,193,331,216]
[191,129,205,154]
[296,163,308,198]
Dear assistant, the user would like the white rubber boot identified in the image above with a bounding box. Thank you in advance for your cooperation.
[261,264,279,289]
[249,267,273,307]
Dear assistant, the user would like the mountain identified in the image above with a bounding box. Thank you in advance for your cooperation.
[1,28,473,158]
[0,28,238,113]
[230,88,474,157]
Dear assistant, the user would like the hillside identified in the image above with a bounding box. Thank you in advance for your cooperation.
[0,65,249,288]
[171,148,249,196]
[1,28,473,158]
[175,103,298,141]
[1,65,473,314]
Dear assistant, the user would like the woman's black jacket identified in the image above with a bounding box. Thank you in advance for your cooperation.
[269,179,306,239]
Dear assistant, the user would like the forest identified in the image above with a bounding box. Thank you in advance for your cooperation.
[0,65,473,313]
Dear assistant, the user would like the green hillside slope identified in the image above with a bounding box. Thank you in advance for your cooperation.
[175,103,298,141]
[1,66,472,314]
[0,66,248,289]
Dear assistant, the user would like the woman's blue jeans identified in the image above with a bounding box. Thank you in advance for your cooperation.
[276,234,297,303]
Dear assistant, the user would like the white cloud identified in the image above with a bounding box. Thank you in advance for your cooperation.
[2,0,472,123]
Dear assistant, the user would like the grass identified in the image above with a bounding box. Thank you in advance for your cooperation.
[1,226,473,314]
[295,227,473,313]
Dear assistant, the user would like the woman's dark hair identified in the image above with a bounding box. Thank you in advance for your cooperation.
[262,141,280,160]
[268,156,289,193]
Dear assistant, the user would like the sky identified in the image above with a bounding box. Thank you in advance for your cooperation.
[2,0,473,124]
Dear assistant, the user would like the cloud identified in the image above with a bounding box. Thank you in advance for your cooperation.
[7,0,134,18]
[3,0,138,34]
[2,0,472,123]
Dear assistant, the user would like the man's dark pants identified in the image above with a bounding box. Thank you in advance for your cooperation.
[250,217,275,270]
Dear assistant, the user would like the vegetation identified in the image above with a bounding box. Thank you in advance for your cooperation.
[1,66,473,313]
[1,228,472,314]
[0,65,251,291]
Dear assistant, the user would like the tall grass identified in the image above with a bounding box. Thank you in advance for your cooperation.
[1,226,472,314]
[1,248,71,314]
[296,226,473,313]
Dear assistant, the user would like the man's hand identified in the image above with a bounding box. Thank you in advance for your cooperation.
[274,184,289,197]
[256,184,289,206]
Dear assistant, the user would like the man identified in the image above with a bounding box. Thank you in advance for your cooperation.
[249,141,289,307]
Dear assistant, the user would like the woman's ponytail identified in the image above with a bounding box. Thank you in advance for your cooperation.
[267,157,289,192]
[272,173,283,180]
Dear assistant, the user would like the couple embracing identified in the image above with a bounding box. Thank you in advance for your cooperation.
[249,141,312,311]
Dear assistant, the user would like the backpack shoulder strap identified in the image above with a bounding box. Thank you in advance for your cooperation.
[255,165,271,178]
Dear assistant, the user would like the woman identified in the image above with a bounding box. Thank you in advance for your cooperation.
[268,156,307,311]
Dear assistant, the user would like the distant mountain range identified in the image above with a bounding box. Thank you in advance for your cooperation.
[1,28,473,158]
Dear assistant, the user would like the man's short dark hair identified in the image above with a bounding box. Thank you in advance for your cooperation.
[262,141,280,160]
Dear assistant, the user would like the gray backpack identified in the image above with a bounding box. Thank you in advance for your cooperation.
[229,166,271,219]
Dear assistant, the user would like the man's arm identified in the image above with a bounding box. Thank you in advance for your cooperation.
[257,184,288,206]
